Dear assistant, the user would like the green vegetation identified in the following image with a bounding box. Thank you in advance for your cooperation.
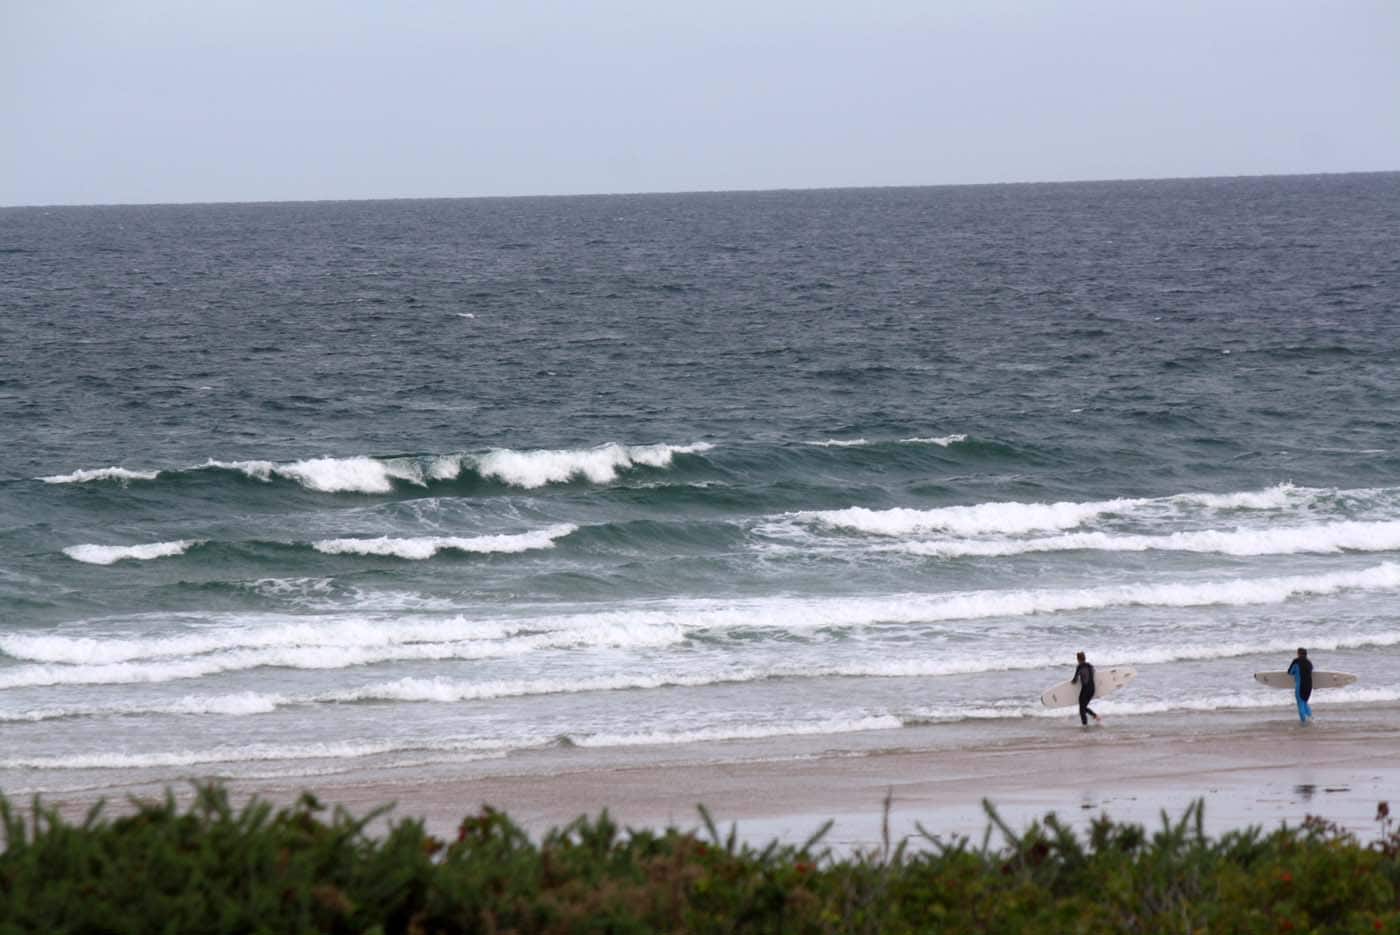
[2,785,1399,933]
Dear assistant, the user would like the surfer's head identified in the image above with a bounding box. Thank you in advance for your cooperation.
[1298,647,1307,657]
[1076,651,1086,663]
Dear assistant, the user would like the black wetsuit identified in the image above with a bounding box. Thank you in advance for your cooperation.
[1288,655,1314,722]
[1072,662,1097,725]
[1288,656,1313,701]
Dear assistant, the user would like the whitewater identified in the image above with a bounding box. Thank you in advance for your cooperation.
[2,174,1399,795]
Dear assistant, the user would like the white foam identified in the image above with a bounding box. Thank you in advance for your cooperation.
[486,564,1400,639]
[741,629,1400,678]
[807,438,870,447]
[0,691,286,722]
[895,562,1400,624]
[0,622,685,689]
[900,435,968,446]
[0,614,530,665]
[246,581,458,612]
[9,561,1400,690]
[891,520,1400,559]
[318,670,748,705]
[573,715,903,748]
[473,442,712,488]
[205,456,427,493]
[910,686,1400,723]
[40,466,161,484]
[313,524,576,560]
[791,484,1334,539]
[0,738,510,771]
[426,455,464,480]
[1071,685,1400,718]
[62,541,197,565]
[798,499,1143,537]
[1175,485,1302,510]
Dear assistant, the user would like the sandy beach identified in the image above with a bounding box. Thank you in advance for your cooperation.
[36,703,1400,853]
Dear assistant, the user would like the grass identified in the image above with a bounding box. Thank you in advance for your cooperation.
[2,784,1399,932]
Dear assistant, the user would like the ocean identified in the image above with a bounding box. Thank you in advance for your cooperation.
[2,173,1398,798]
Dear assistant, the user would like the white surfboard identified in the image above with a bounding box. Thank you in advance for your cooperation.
[1253,671,1357,690]
[1040,666,1136,708]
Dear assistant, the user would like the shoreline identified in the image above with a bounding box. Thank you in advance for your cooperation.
[27,703,1400,850]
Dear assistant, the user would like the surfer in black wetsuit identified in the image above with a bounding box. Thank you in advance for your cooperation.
[1072,651,1100,726]
[1288,647,1313,723]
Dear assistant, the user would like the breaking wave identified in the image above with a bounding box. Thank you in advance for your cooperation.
[40,466,161,484]
[791,483,1323,538]
[472,442,713,488]
[63,541,198,565]
[312,524,576,559]
[39,441,715,495]
[889,520,1400,558]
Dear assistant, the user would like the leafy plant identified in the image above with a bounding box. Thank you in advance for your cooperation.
[2,784,1398,933]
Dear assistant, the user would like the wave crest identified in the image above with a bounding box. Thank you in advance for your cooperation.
[792,483,1320,538]
[40,441,715,496]
[474,442,712,489]
[312,525,576,559]
[205,456,427,494]
[63,541,198,565]
[890,520,1400,559]
[41,467,160,484]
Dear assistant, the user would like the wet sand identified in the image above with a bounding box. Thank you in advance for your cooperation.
[39,704,1399,852]
[349,714,1400,850]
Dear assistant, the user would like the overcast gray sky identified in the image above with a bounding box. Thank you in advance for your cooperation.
[3,0,1397,205]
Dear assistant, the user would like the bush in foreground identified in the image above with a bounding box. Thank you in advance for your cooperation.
[2,785,1399,933]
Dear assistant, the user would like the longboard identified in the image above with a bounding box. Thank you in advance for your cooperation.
[1253,671,1357,690]
[1040,666,1136,708]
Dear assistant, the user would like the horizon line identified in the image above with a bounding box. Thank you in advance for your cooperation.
[3,167,1396,211]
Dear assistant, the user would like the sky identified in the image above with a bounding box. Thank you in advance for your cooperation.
[2,0,1398,206]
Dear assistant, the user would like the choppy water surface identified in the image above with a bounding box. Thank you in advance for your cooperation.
[2,174,1398,793]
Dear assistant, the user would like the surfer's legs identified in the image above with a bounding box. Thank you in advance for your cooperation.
[1078,688,1098,726]
[1295,688,1312,722]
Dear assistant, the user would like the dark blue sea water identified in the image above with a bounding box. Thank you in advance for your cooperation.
[2,174,1398,794]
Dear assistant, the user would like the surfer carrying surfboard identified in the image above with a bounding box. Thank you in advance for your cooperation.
[1072,651,1101,726]
[1288,648,1313,723]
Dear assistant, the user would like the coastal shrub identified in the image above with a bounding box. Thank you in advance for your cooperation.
[1,785,1398,933]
